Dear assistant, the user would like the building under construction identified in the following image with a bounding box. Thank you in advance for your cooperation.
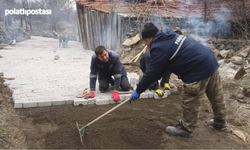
[76,0,250,50]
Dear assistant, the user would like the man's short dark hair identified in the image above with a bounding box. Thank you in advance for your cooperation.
[95,45,107,56]
[141,22,159,39]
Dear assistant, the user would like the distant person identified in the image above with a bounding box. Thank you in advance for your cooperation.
[85,45,130,101]
[130,22,227,138]
[59,36,68,48]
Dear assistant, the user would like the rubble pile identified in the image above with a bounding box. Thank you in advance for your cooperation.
[208,39,250,65]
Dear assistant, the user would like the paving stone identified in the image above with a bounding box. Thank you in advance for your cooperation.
[37,100,52,107]
[87,98,96,105]
[165,90,171,95]
[147,92,154,98]
[140,93,149,99]
[129,78,137,90]
[23,101,38,108]
[123,94,130,100]
[119,95,126,101]
[66,100,74,105]
[74,99,88,106]
[52,100,66,106]
[14,102,23,108]
[96,97,110,105]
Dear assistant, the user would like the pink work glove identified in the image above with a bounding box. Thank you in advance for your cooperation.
[112,91,120,101]
[84,92,95,99]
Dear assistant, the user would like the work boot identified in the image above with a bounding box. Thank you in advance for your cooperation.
[165,122,192,138]
[210,118,227,129]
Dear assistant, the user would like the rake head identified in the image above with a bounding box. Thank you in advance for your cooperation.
[76,122,87,145]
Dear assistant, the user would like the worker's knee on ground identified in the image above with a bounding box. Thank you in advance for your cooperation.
[99,84,109,93]
[120,84,130,91]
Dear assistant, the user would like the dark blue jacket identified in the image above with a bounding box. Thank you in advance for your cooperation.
[90,50,127,91]
[136,29,219,94]
[140,48,171,83]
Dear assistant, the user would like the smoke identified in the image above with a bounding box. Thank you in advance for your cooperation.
[188,5,232,42]
[143,1,232,46]
[149,16,170,31]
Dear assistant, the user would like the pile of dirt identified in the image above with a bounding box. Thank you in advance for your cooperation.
[0,77,27,149]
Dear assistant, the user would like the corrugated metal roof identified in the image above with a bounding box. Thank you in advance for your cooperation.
[76,0,250,19]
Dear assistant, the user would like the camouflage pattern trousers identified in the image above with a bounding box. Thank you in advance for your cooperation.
[181,69,227,132]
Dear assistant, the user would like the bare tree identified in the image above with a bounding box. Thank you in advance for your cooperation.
[43,0,69,31]
[0,0,15,27]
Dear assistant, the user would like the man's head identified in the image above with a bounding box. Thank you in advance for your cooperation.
[141,22,159,46]
[95,45,109,62]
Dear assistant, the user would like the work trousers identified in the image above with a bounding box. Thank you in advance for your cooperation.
[98,75,130,92]
[181,69,227,131]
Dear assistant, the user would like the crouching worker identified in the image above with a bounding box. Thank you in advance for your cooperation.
[85,45,130,101]
[130,23,227,138]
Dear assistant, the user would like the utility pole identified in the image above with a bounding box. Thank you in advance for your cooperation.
[109,0,114,49]
[204,0,207,22]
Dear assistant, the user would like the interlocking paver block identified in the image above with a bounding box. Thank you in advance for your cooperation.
[140,93,149,99]
[38,100,52,107]
[119,95,126,101]
[145,91,154,98]
[165,90,171,95]
[96,97,109,105]
[23,101,38,108]
[123,94,130,100]
[87,98,96,105]
[129,78,137,90]
[66,100,74,105]
[74,99,88,106]
[14,102,23,108]
[52,100,66,106]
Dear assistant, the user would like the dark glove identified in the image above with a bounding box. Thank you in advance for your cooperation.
[129,90,140,102]
[84,92,95,99]
[112,91,120,101]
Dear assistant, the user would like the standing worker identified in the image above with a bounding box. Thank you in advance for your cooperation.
[139,27,183,96]
[85,45,130,101]
[130,23,227,138]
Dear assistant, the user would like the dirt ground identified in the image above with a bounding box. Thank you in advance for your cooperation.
[1,37,250,148]
[1,75,250,149]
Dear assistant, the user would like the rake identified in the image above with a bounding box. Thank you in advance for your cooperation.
[76,98,130,145]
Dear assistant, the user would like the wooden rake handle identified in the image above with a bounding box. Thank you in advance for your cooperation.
[80,98,130,131]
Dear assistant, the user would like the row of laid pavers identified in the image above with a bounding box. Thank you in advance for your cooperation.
[12,73,178,108]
